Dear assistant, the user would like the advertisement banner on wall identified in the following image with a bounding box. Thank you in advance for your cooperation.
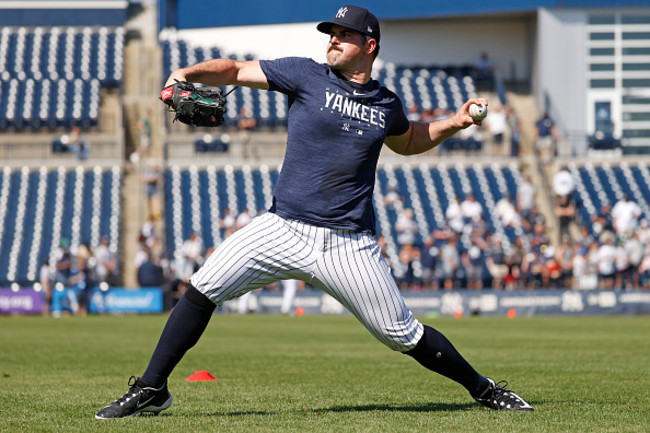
[88,287,163,314]
[0,289,42,314]
[219,289,650,317]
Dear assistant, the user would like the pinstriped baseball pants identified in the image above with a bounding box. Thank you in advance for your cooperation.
[190,211,424,352]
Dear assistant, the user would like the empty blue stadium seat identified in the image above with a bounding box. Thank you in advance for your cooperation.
[0,167,121,286]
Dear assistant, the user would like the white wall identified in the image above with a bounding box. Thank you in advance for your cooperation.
[536,8,587,143]
[177,15,535,82]
[381,16,534,81]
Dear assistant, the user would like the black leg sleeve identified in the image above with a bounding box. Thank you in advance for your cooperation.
[141,286,215,388]
[405,325,489,397]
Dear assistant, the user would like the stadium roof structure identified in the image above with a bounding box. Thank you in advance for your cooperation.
[0,0,128,26]
[160,0,650,30]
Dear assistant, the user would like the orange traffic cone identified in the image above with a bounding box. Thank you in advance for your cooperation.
[186,370,217,382]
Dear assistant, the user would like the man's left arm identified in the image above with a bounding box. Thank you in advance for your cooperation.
[385,98,487,156]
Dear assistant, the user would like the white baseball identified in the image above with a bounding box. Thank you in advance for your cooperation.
[469,103,488,121]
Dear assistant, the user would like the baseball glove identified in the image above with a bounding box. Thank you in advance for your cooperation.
[160,80,227,127]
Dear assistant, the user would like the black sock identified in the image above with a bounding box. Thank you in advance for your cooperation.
[141,286,215,388]
[405,325,489,397]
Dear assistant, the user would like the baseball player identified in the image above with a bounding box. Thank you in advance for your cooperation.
[96,5,532,419]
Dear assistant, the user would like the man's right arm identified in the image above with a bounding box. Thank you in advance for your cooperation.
[164,59,269,90]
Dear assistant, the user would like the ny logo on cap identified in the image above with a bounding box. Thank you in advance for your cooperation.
[336,6,348,19]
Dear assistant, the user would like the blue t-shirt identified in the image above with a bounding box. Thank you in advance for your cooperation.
[259,57,410,233]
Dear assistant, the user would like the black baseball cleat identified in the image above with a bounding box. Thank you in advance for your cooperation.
[95,376,172,419]
[474,378,534,411]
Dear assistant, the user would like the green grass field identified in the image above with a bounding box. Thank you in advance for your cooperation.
[1,313,649,432]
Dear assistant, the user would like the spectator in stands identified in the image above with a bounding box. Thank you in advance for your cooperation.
[134,242,150,271]
[529,221,550,256]
[595,234,617,289]
[484,105,507,156]
[395,208,419,247]
[485,235,508,289]
[554,194,576,243]
[544,246,563,288]
[574,225,595,249]
[138,249,165,288]
[142,161,162,220]
[504,237,524,290]
[396,243,421,290]
[140,214,159,250]
[419,236,439,290]
[179,232,204,280]
[54,238,73,285]
[69,126,90,161]
[220,207,237,238]
[52,134,71,154]
[445,197,464,234]
[440,234,461,290]
[611,194,641,240]
[495,194,520,229]
[555,235,574,288]
[95,236,118,285]
[237,106,257,130]
[572,246,597,290]
[517,174,537,219]
[463,242,484,290]
[638,244,650,288]
[614,239,633,289]
[591,203,614,237]
[236,209,253,231]
[505,105,522,157]
[460,193,482,226]
[69,252,92,316]
[552,166,575,199]
[638,219,650,246]
[520,204,545,235]
[468,214,491,251]
[521,249,545,289]
[533,111,560,163]
[474,51,495,91]
[625,233,645,288]
[382,181,403,209]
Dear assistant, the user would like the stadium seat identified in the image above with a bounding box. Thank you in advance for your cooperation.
[0,166,122,286]
[0,26,123,129]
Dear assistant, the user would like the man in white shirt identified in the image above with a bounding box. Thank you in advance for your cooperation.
[611,195,641,239]
[552,166,575,198]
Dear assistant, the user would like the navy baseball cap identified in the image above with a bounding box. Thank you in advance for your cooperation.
[317,5,381,43]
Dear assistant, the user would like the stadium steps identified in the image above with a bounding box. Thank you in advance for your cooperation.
[505,92,558,242]
[116,3,165,288]
[119,165,148,288]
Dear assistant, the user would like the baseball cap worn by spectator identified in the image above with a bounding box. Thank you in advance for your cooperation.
[317,5,381,45]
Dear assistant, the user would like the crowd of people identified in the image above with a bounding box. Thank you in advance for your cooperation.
[385,170,650,292]
[131,174,650,300]
[39,235,119,316]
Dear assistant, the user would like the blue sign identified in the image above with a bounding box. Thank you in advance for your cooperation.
[88,288,163,314]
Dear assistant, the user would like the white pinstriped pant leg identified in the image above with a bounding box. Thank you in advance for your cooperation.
[190,212,314,302]
[190,212,424,352]
[309,230,424,352]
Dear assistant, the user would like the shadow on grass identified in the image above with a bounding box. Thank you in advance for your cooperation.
[203,402,476,418]
[317,402,477,413]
